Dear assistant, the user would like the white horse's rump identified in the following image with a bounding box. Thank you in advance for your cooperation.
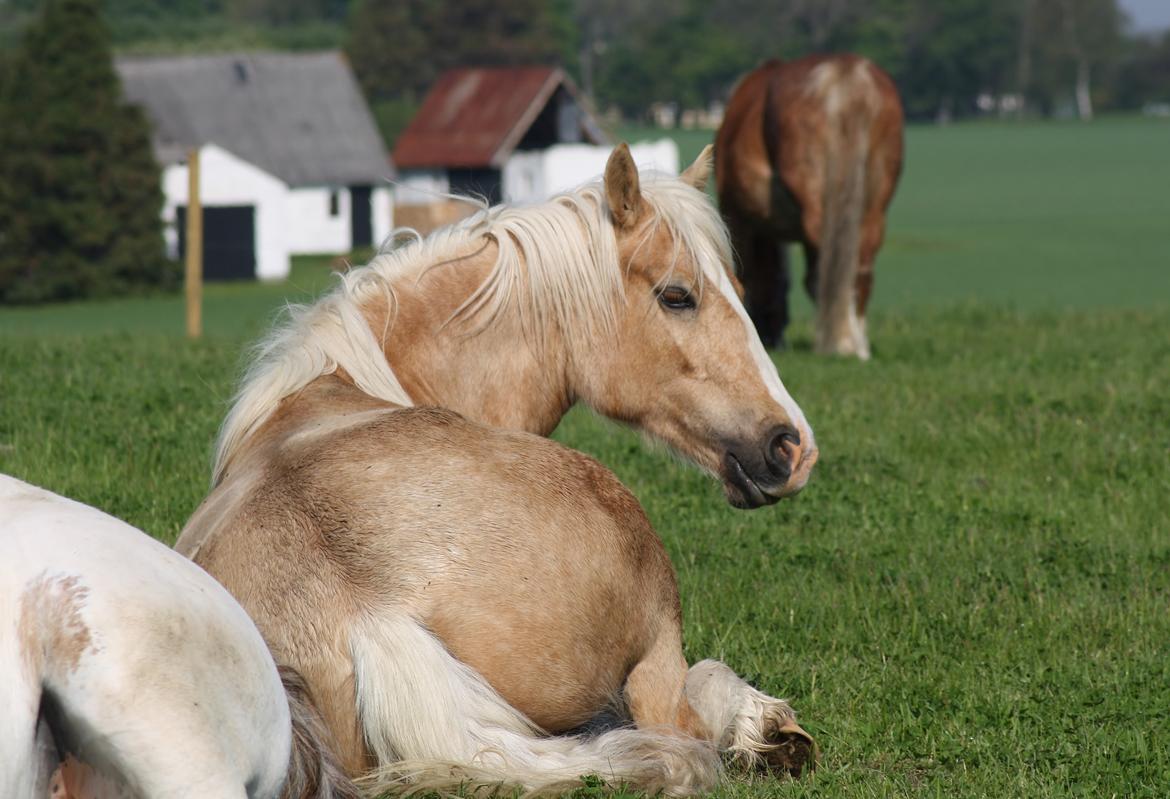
[0,475,340,798]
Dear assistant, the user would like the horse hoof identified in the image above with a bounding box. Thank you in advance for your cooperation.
[762,721,817,778]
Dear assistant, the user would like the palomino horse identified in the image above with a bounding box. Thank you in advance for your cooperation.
[177,147,817,792]
[0,474,358,799]
[716,54,904,358]
[210,145,816,509]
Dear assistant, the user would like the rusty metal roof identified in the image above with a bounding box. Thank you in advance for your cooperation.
[393,66,604,169]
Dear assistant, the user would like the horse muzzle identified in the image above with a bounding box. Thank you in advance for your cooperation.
[721,425,817,509]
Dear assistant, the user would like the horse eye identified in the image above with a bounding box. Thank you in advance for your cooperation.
[657,286,696,311]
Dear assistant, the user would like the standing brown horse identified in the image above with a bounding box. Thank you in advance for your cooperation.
[716,54,904,358]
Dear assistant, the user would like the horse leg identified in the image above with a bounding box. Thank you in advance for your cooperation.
[801,241,820,305]
[685,659,816,777]
[727,213,787,349]
[624,626,815,780]
[853,206,888,357]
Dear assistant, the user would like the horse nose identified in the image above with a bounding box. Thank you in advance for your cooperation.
[764,426,802,484]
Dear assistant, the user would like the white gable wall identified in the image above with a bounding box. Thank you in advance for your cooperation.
[162,144,290,280]
[287,187,350,254]
[502,140,681,205]
[395,169,451,207]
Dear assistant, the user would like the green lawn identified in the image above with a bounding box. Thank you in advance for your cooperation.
[2,118,1169,798]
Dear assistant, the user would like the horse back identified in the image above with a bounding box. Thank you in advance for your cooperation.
[184,375,685,733]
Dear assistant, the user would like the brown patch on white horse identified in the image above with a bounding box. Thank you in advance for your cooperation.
[19,574,95,678]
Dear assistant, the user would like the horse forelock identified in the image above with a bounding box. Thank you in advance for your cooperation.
[211,172,731,484]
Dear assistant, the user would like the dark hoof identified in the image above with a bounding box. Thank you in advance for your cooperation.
[762,722,817,779]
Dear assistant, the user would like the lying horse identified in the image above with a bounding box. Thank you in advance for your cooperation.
[716,54,904,358]
[0,474,358,799]
[178,147,817,791]
[211,145,816,508]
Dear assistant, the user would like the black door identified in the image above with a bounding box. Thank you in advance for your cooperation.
[350,185,373,248]
[448,168,502,204]
[177,205,256,281]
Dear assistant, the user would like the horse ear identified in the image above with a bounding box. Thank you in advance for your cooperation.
[604,143,642,228]
[680,144,714,192]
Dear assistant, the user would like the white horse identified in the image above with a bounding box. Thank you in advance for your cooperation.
[0,474,358,799]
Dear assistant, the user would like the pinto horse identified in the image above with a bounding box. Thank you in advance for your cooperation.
[0,475,359,799]
[716,54,904,358]
[178,146,817,792]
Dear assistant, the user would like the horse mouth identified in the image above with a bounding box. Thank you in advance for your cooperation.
[722,453,781,509]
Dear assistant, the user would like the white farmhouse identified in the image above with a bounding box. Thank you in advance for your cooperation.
[117,52,394,281]
[392,66,678,232]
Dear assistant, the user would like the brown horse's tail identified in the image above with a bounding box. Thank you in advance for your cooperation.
[808,58,880,359]
[280,665,365,799]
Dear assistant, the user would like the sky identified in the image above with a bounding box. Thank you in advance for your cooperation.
[1118,0,1170,32]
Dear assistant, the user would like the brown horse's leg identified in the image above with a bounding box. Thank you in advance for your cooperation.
[732,219,789,349]
[801,241,819,304]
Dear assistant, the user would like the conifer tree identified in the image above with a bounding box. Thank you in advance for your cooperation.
[0,0,171,303]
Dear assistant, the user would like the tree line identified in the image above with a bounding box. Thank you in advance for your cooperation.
[4,0,1168,136]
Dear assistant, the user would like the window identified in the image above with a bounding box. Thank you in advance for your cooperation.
[328,190,340,217]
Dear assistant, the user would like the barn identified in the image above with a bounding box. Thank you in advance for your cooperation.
[117,52,394,281]
[393,66,678,230]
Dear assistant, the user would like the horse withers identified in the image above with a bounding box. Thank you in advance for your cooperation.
[0,474,358,799]
[210,144,816,509]
[178,146,818,792]
[716,54,904,358]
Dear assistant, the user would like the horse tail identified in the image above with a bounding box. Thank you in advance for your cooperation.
[352,614,721,797]
[811,57,880,359]
[280,665,365,799]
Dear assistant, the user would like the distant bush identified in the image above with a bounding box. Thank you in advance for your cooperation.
[0,0,174,304]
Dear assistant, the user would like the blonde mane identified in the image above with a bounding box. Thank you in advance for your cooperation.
[211,172,733,484]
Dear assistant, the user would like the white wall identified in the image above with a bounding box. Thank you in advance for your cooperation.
[286,186,350,255]
[502,140,681,205]
[395,169,451,206]
[372,185,394,247]
[162,143,290,281]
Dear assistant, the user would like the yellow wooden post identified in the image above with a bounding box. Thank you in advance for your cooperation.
[185,147,203,339]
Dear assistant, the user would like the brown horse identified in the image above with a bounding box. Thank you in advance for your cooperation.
[716,54,904,358]
[178,146,817,792]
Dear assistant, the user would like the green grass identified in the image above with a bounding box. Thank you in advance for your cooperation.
[2,118,1169,797]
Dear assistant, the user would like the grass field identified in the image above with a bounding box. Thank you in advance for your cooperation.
[2,118,1169,798]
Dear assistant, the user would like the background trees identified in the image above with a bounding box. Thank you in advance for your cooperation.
[0,0,170,303]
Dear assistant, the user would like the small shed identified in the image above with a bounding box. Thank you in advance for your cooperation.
[393,66,680,230]
[118,52,395,281]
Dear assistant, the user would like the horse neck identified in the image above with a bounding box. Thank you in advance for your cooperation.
[370,241,576,437]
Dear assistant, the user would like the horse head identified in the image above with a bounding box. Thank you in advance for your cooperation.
[570,144,817,507]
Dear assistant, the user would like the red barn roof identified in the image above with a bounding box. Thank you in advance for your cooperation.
[393,66,605,169]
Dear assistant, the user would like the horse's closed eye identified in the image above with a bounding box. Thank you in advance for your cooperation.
[657,286,696,311]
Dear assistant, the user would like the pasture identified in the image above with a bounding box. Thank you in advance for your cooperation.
[2,117,1168,798]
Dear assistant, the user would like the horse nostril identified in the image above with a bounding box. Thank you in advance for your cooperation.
[765,426,800,482]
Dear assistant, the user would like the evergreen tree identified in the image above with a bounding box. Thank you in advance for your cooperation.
[0,0,170,304]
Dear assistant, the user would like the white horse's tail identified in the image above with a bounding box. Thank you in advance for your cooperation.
[352,615,721,797]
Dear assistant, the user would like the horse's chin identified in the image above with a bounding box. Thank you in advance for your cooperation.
[721,454,782,509]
